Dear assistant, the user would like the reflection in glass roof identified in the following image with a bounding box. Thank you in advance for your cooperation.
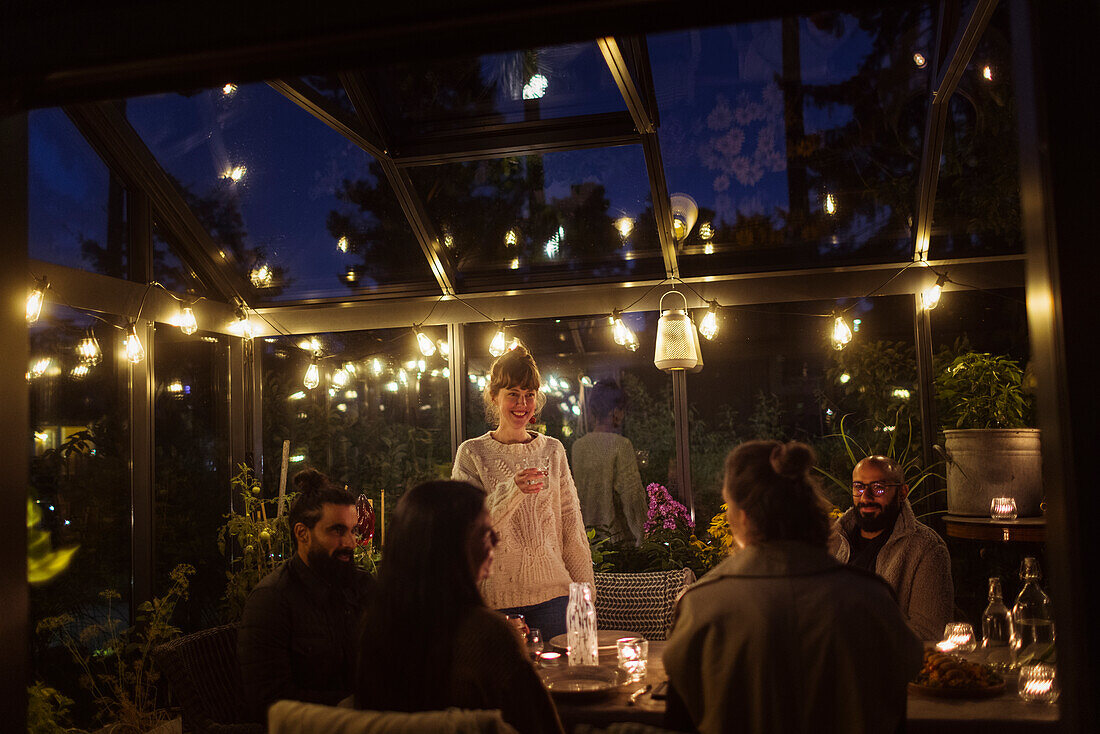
[368,41,624,137]
[930,2,1022,259]
[649,4,933,275]
[125,82,435,302]
[29,108,129,279]
[408,145,664,289]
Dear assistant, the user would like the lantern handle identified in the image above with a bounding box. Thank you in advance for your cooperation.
[659,289,688,313]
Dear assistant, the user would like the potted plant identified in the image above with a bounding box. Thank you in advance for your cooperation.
[934,352,1040,517]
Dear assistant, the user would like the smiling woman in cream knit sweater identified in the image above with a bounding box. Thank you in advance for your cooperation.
[452,346,593,639]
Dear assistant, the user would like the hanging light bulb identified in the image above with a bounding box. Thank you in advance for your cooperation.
[920,274,948,311]
[654,291,703,372]
[71,363,90,379]
[26,276,48,323]
[832,314,853,350]
[77,331,102,366]
[504,229,518,247]
[303,358,320,390]
[125,323,146,364]
[343,362,357,376]
[178,306,198,335]
[824,192,838,216]
[234,303,254,340]
[332,368,350,387]
[438,340,451,358]
[614,216,634,239]
[414,327,437,357]
[609,310,638,352]
[699,301,720,341]
[371,357,383,377]
[489,325,507,357]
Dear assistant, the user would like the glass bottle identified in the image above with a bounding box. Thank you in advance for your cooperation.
[1011,557,1056,662]
[566,581,598,666]
[981,577,1014,669]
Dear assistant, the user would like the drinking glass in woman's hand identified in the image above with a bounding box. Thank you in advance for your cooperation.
[514,457,549,494]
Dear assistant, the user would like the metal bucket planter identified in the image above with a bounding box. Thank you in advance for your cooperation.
[941,428,1042,517]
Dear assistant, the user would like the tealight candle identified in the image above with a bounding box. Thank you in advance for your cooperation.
[1018,663,1059,703]
[991,497,1018,520]
[537,651,565,669]
[940,623,977,653]
[616,637,649,682]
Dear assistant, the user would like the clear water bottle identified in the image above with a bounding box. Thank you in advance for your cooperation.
[1011,557,1056,662]
[981,577,1014,670]
[566,581,598,666]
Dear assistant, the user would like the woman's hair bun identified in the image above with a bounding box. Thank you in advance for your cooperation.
[769,442,815,479]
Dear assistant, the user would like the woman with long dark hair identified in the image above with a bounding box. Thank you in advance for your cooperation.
[451,345,592,639]
[355,480,563,734]
[663,440,923,734]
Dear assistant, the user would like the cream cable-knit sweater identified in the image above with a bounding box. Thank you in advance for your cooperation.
[452,431,594,610]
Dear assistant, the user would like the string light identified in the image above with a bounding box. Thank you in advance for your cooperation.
[504,229,518,247]
[699,222,714,241]
[921,274,948,311]
[824,192,837,216]
[615,217,634,239]
[77,331,102,365]
[178,306,198,335]
[233,303,254,340]
[831,314,853,351]
[343,362,357,376]
[71,364,90,379]
[303,358,320,390]
[29,358,52,379]
[250,263,273,288]
[125,323,146,364]
[609,310,639,352]
[371,358,383,377]
[337,236,349,252]
[913,52,927,68]
[414,326,436,357]
[332,367,350,388]
[27,276,48,323]
[438,341,451,359]
[489,324,508,357]
[699,301,720,340]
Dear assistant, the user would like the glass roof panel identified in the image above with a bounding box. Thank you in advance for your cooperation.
[649,4,933,276]
[299,74,358,118]
[29,108,130,279]
[125,82,437,302]
[408,145,665,290]
[929,2,1022,258]
[367,41,625,137]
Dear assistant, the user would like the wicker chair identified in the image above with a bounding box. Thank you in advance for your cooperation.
[593,568,697,640]
[155,624,263,734]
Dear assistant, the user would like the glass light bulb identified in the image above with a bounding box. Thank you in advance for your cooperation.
[26,286,45,323]
[504,229,518,247]
[416,330,437,356]
[832,316,853,350]
[614,216,634,239]
[824,193,837,216]
[303,362,320,389]
[77,335,102,365]
[332,368,349,387]
[344,362,356,375]
[438,341,450,357]
[371,358,383,377]
[489,329,507,357]
[611,315,636,349]
[699,307,719,340]
[235,313,254,340]
[125,327,145,364]
[178,306,198,335]
[921,282,943,311]
[71,363,90,379]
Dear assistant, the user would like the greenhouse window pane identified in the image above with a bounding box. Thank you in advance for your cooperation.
[929,2,1023,258]
[368,41,625,138]
[29,108,129,278]
[125,82,435,302]
[649,4,933,275]
[409,146,665,290]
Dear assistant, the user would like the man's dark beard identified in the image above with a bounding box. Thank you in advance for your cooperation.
[855,494,902,534]
[306,546,355,586]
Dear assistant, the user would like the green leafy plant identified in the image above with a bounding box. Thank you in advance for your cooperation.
[586,527,617,572]
[36,564,195,734]
[27,682,82,734]
[28,499,78,585]
[934,352,1034,429]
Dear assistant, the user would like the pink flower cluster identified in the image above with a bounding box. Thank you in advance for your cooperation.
[644,483,695,534]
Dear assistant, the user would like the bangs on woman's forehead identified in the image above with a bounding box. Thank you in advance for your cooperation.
[497,362,540,391]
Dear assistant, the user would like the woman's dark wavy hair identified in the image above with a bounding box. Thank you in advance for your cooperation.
[287,468,355,549]
[355,480,487,712]
[723,440,832,548]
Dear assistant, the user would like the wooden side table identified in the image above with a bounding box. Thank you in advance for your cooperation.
[943,514,1046,543]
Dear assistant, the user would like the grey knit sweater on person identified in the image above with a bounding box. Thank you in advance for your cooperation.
[832,499,954,640]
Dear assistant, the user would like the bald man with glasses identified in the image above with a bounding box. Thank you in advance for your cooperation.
[832,456,954,640]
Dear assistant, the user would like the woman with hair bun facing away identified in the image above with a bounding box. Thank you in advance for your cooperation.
[663,440,922,734]
[451,346,593,639]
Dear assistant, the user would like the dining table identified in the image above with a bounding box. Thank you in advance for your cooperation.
[546,639,1060,733]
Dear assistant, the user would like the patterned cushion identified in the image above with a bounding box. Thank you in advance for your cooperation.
[593,568,697,641]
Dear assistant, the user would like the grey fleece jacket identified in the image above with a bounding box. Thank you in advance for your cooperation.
[832,499,954,640]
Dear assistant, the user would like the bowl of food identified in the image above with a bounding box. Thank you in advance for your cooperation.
[909,649,1006,698]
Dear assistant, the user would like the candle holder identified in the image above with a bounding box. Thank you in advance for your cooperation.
[938,622,977,653]
[616,637,649,682]
[537,651,565,669]
[1018,663,1059,703]
[991,497,1018,520]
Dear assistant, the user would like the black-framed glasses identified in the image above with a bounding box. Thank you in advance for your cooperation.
[852,481,902,497]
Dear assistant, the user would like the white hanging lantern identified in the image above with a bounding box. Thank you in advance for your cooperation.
[654,290,703,372]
